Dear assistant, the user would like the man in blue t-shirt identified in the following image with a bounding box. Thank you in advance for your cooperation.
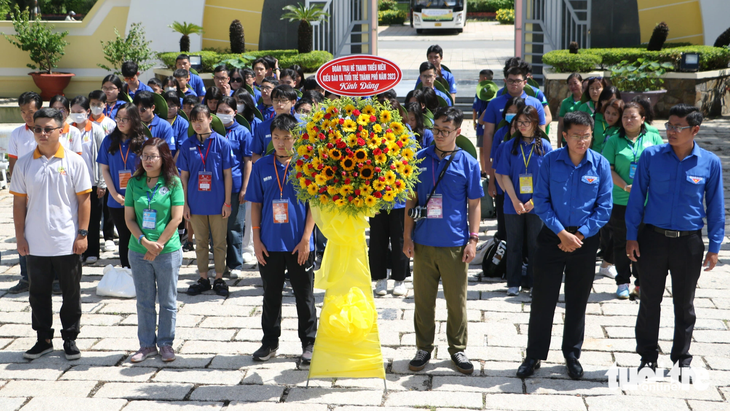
[246,114,316,365]
[418,62,452,107]
[252,85,297,163]
[403,107,484,376]
[175,54,206,102]
[134,91,176,157]
[414,44,457,100]
[121,61,154,100]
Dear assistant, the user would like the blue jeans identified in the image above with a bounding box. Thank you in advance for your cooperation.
[128,248,182,348]
[504,213,543,288]
[226,193,245,270]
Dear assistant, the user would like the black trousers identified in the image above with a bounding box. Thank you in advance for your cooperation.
[526,227,599,360]
[610,204,640,286]
[108,207,131,268]
[635,226,704,366]
[102,192,115,241]
[27,254,82,341]
[599,225,614,264]
[369,208,409,281]
[259,251,317,348]
[495,193,506,240]
[84,187,103,259]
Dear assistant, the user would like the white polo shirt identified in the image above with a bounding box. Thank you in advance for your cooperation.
[9,145,92,257]
[74,121,107,188]
[91,113,116,136]
[8,123,83,160]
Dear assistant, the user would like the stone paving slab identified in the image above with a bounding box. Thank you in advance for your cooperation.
[19,397,129,411]
[93,382,194,400]
[123,401,224,411]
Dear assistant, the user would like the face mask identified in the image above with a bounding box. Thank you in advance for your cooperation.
[236,104,245,114]
[505,113,516,123]
[217,113,234,124]
[69,113,88,123]
[90,106,104,116]
[165,87,177,92]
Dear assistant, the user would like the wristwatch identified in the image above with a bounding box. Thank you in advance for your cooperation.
[78,229,88,237]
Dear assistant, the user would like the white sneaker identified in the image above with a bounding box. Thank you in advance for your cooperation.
[229,268,242,279]
[85,256,98,264]
[375,279,387,296]
[104,240,115,252]
[242,252,257,267]
[507,286,521,296]
[392,281,407,296]
[599,265,617,279]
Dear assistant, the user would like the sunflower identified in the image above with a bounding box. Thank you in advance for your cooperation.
[346,134,358,147]
[335,198,346,207]
[364,195,377,207]
[352,198,363,208]
[342,119,357,132]
[341,157,356,171]
[329,148,342,161]
[315,174,328,186]
[379,110,392,124]
[373,180,386,191]
[385,132,396,142]
[339,185,353,197]
[360,165,375,179]
[388,142,401,155]
[362,105,376,116]
[367,138,380,150]
[372,124,383,133]
[321,119,330,130]
[307,184,319,196]
[395,161,406,174]
[357,113,371,126]
[384,171,396,185]
[403,164,413,177]
[354,149,368,162]
[297,145,309,157]
[327,185,339,196]
[326,106,338,116]
[402,148,415,161]
[375,153,387,164]
[312,111,324,122]
[361,185,373,196]
[398,133,411,144]
[390,122,405,135]
[383,191,396,202]
[319,195,329,204]
[323,166,336,179]
[311,157,321,169]
[344,104,356,116]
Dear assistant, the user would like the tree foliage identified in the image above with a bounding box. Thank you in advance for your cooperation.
[98,22,155,74]
[2,3,69,73]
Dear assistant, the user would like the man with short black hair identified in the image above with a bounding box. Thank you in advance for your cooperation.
[252,58,270,87]
[418,62,452,107]
[626,103,724,377]
[213,65,233,97]
[252,84,297,163]
[403,107,483,375]
[413,45,457,100]
[175,54,206,101]
[121,61,153,99]
[133,91,176,156]
[10,108,91,361]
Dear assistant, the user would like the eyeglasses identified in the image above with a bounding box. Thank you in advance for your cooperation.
[141,155,161,161]
[432,127,455,137]
[506,79,525,85]
[214,76,228,82]
[231,77,243,83]
[33,126,62,134]
[516,121,532,127]
[139,106,150,112]
[116,117,131,124]
[586,76,603,81]
[260,86,274,92]
[272,99,291,105]
[568,134,592,141]
[665,122,693,132]
[102,87,118,92]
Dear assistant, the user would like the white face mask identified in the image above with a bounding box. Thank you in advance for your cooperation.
[165,87,177,92]
[90,106,104,116]
[217,113,234,125]
[69,113,88,123]
[236,104,245,114]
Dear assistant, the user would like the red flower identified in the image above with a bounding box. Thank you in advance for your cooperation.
[355,189,361,196]
[303,155,310,160]
[296,172,303,179]
[353,109,361,116]
[370,115,376,122]
[339,118,345,124]
[395,181,402,187]
[324,113,331,119]
[344,178,351,184]
[385,186,392,191]
[304,179,312,186]
[317,164,324,170]
[341,171,347,176]
[396,140,404,148]
[296,159,303,166]
[337,141,347,149]
[358,125,363,132]
[302,133,309,140]
[403,160,408,165]
[366,160,372,165]
[348,196,353,202]
[320,134,326,141]
[379,176,386,181]
[374,192,382,198]
[322,154,328,159]
[390,164,396,170]
[357,163,364,169]
[319,187,327,193]
[353,172,359,177]
[383,147,389,153]
[333,195,340,200]
[327,143,334,149]
[313,127,319,132]
[357,138,366,146]
[374,167,382,173]
[373,148,382,155]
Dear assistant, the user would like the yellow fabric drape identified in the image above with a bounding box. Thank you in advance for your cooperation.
[307,207,386,380]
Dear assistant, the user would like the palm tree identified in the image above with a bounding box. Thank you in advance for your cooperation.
[168,21,204,52]
[281,3,330,54]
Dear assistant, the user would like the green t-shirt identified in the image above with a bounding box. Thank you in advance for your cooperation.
[558,96,582,117]
[645,123,659,134]
[125,174,185,254]
[577,100,597,116]
[601,130,664,206]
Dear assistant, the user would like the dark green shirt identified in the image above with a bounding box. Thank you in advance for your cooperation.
[125,174,185,254]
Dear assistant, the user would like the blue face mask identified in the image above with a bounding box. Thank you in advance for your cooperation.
[505,113,516,123]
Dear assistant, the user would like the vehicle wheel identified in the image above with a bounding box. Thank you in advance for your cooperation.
[457,28,463,33]
[416,29,423,34]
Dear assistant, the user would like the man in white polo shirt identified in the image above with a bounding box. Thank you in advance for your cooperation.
[10,108,92,361]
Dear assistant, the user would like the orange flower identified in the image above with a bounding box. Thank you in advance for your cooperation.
[360,165,375,179]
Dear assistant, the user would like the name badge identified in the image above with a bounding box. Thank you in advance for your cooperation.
[198,171,213,191]
[426,194,443,219]
[142,209,157,229]
[629,162,637,179]
[273,199,289,223]
[519,173,533,194]
[118,170,132,189]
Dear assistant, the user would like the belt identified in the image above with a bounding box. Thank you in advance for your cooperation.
[651,225,700,238]
[565,226,580,234]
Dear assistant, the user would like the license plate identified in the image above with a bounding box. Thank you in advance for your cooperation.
[435,22,442,26]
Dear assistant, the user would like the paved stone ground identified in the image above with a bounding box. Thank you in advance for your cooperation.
[0,117,728,410]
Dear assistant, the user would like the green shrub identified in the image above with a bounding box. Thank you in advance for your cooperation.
[158,49,333,73]
[378,10,406,25]
[610,58,674,91]
[378,0,398,11]
[542,50,601,73]
[495,8,514,24]
[468,0,514,12]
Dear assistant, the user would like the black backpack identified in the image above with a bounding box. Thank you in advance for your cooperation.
[481,237,507,278]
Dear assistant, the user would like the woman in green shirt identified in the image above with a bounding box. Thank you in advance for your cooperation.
[601,102,663,300]
[591,86,621,154]
[599,98,624,151]
[577,77,607,119]
[557,73,583,147]
[125,138,185,363]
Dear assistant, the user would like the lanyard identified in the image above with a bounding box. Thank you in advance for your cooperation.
[147,182,160,208]
[627,132,645,162]
[119,142,131,168]
[520,142,535,173]
[197,138,213,170]
[274,156,291,199]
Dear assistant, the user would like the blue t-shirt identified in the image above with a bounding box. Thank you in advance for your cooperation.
[247,116,263,135]
[127,82,153,100]
[257,104,276,121]
[417,128,434,149]
[472,95,489,136]
[223,122,253,194]
[103,100,126,120]
[96,136,141,209]
[170,115,190,149]
[252,117,274,157]
[497,85,548,106]
[245,154,314,252]
[495,137,553,214]
[189,73,206,98]
[412,146,484,247]
[490,125,511,195]
[483,92,545,126]
[176,132,233,215]
[147,114,175,154]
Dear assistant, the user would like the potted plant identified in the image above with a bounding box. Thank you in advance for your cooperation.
[609,58,675,109]
[2,4,72,99]
[280,2,330,54]
[168,21,204,53]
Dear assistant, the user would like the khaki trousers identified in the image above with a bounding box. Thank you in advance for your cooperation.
[190,214,228,275]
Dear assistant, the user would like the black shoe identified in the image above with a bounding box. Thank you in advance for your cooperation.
[24,340,53,360]
[451,351,474,375]
[253,344,278,361]
[187,277,211,296]
[52,281,62,295]
[212,278,229,297]
[182,241,195,252]
[516,358,541,378]
[408,349,431,371]
[566,358,584,380]
[8,279,29,294]
[638,359,657,373]
[63,340,81,360]
[673,364,694,384]
[301,343,314,364]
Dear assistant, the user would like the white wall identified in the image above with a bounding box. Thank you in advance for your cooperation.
[699,0,727,46]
